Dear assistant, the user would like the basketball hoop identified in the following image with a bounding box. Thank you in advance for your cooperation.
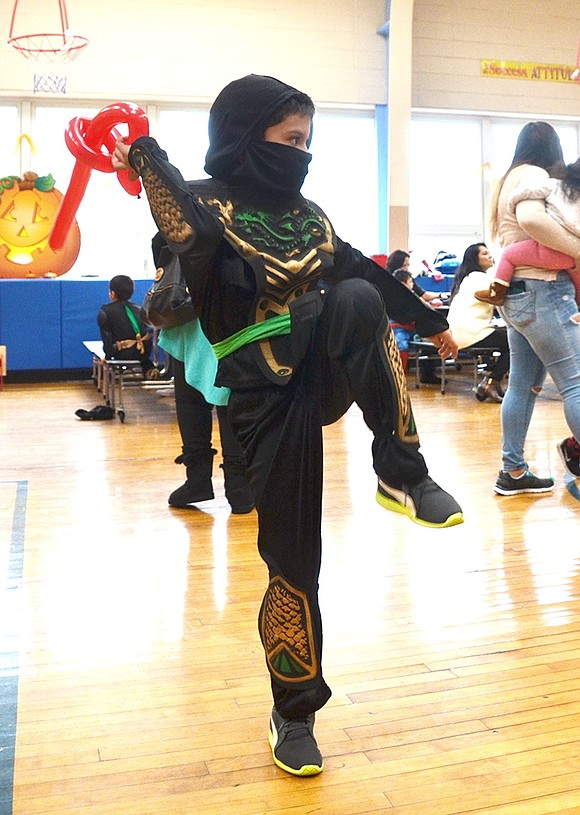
[8,32,89,63]
[7,0,89,63]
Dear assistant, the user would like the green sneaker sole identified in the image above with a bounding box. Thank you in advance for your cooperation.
[268,730,323,777]
[375,489,464,529]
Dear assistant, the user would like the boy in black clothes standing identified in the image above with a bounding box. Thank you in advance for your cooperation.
[113,74,463,777]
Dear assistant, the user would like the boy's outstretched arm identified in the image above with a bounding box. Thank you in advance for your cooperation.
[113,137,222,255]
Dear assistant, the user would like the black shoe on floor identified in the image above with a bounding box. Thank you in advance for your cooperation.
[221,461,255,514]
[168,481,214,507]
[376,476,463,528]
[493,470,554,495]
[269,707,323,777]
[473,377,503,403]
[420,374,441,385]
[75,405,115,421]
[226,488,255,514]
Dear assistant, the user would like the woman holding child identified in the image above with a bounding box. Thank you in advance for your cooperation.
[488,122,580,494]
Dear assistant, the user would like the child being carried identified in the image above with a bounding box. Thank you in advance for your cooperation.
[475,157,580,306]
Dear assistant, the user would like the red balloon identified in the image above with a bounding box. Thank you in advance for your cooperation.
[50,102,149,251]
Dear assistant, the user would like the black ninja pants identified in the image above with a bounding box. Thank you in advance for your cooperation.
[227,279,429,718]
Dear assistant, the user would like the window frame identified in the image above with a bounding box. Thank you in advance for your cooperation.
[409,110,580,265]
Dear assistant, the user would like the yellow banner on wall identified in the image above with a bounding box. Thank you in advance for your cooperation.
[481,60,578,83]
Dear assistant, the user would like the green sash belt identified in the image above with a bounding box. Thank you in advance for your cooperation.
[124,305,142,336]
[211,313,291,360]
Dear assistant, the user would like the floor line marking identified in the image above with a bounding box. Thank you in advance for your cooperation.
[1,480,28,815]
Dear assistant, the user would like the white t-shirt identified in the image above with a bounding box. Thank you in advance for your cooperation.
[447,270,496,349]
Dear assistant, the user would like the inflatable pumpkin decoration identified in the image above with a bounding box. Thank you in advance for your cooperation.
[0,172,81,278]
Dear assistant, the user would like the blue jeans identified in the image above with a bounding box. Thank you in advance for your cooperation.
[499,273,580,472]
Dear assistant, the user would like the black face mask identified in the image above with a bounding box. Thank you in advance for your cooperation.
[229,141,312,196]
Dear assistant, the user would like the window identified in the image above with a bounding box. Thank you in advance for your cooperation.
[490,121,579,178]
[156,109,211,181]
[409,115,580,268]
[302,110,379,256]
[0,106,20,177]
[409,118,484,266]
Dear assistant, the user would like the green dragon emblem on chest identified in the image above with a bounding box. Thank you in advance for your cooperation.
[202,196,334,264]
[232,207,328,256]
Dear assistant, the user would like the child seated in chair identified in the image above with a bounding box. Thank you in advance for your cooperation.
[97,275,158,379]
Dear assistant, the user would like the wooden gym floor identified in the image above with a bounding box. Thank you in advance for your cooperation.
[1,371,579,815]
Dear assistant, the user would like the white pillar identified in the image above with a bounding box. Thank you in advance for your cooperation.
[386,0,413,252]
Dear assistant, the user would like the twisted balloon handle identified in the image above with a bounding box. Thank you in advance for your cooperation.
[49,102,149,251]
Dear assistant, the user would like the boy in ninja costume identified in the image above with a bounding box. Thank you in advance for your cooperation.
[113,74,463,777]
[97,274,157,378]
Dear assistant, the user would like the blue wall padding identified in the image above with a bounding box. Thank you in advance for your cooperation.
[0,278,152,370]
[0,280,62,369]
[61,279,111,367]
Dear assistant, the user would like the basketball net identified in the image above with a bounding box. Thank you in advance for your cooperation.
[7,0,89,94]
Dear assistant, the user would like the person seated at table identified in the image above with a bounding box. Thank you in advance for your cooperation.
[384,250,441,304]
[389,269,417,372]
[447,243,509,403]
[97,274,159,379]
[381,253,442,383]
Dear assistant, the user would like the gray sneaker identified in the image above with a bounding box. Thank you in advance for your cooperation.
[268,707,323,777]
[494,470,554,495]
[376,476,463,528]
